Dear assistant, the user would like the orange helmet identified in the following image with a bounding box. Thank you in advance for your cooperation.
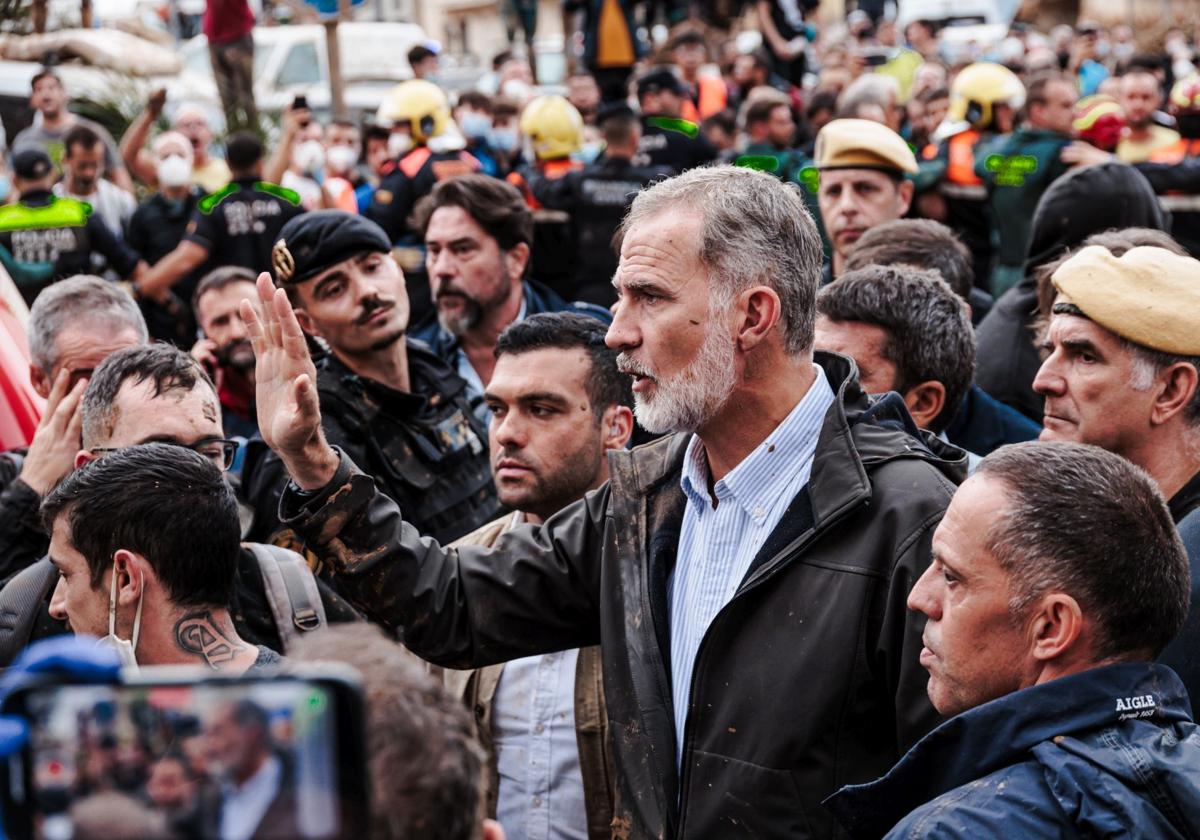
[1072,94,1126,152]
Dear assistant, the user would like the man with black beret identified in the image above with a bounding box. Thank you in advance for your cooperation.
[242,210,500,548]
[634,68,718,174]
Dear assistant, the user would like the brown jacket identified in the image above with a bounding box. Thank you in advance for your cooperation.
[445,513,616,840]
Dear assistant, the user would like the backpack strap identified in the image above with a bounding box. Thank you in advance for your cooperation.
[245,543,326,653]
[0,557,58,667]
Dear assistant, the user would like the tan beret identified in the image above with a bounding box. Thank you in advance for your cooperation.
[1051,245,1200,355]
[814,118,919,174]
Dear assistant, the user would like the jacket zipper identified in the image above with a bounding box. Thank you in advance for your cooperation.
[673,496,863,837]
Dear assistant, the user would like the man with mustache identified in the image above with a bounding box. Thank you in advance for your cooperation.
[246,166,966,838]
[1032,243,1200,706]
[191,266,261,438]
[445,312,633,840]
[252,210,499,546]
[412,175,611,424]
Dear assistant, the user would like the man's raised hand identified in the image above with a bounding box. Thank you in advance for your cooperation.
[241,272,339,490]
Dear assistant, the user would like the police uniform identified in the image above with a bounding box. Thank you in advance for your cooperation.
[260,211,501,546]
[508,157,583,301]
[634,70,718,174]
[529,154,672,306]
[128,186,210,346]
[364,146,482,244]
[183,175,303,273]
[0,150,141,305]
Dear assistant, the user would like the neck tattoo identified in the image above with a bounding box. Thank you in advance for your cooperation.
[175,611,247,670]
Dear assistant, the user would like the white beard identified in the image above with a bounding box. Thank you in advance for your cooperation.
[623,325,738,434]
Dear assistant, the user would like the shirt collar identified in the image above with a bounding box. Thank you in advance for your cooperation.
[680,364,833,519]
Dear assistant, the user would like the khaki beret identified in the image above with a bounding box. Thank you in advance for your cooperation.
[1051,245,1200,355]
[814,118,918,174]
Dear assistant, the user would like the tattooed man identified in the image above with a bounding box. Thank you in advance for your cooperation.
[44,442,277,672]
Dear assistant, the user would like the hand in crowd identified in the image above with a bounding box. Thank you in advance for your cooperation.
[147,87,166,120]
[20,370,86,496]
[241,272,339,491]
[1061,141,1114,167]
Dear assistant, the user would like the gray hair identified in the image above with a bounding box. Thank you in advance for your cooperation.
[1125,341,1200,427]
[837,73,900,116]
[978,441,1189,662]
[817,265,975,433]
[28,276,148,375]
[619,165,823,355]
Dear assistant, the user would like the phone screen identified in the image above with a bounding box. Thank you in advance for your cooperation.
[9,677,362,839]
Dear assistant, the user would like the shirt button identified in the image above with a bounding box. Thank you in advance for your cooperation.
[533,796,543,807]
[534,723,545,734]
[753,506,765,519]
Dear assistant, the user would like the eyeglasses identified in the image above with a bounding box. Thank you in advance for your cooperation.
[91,438,241,472]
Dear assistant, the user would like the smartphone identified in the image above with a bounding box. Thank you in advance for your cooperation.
[862,48,894,66]
[292,94,309,112]
[0,668,368,840]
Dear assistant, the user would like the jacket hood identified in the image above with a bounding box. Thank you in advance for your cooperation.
[1024,162,1167,273]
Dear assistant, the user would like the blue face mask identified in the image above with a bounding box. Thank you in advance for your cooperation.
[572,142,604,165]
[459,111,493,141]
[490,128,520,153]
[0,175,11,203]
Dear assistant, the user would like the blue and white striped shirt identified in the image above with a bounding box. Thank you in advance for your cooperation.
[668,365,835,766]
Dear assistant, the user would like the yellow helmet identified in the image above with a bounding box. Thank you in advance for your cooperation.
[377,80,450,144]
[520,95,584,161]
[948,63,1026,129]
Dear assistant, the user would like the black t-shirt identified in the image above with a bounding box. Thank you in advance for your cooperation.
[129,188,211,346]
[0,190,142,305]
[184,177,304,273]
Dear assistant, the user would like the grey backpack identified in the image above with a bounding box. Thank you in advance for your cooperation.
[244,543,327,654]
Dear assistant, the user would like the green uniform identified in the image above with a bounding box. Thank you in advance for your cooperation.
[975,128,1072,296]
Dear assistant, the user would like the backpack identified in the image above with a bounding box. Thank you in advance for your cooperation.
[244,543,327,654]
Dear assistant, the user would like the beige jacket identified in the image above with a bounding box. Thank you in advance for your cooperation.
[445,513,617,840]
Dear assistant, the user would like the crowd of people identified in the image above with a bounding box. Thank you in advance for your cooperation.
[1,4,1200,839]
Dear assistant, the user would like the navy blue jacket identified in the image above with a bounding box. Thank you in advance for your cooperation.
[944,384,1042,457]
[1161,473,1200,710]
[825,663,1200,839]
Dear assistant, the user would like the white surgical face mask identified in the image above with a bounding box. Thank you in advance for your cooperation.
[326,144,359,174]
[459,110,492,141]
[388,131,414,158]
[294,139,326,175]
[95,567,143,673]
[156,154,192,188]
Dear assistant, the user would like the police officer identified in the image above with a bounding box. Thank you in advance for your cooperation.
[633,68,718,173]
[366,80,482,246]
[244,210,500,547]
[530,105,671,306]
[0,149,145,305]
[135,131,303,306]
[917,63,1025,289]
[507,95,586,299]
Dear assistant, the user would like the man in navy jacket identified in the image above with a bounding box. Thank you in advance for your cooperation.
[826,441,1200,838]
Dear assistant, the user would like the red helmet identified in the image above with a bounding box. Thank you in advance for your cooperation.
[1072,95,1126,152]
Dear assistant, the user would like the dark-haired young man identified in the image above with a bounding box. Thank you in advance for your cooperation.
[412,174,611,417]
[815,266,978,469]
[12,68,131,191]
[136,132,304,305]
[0,343,359,662]
[250,210,499,546]
[445,313,632,839]
[44,444,277,672]
[191,266,260,438]
[54,124,136,238]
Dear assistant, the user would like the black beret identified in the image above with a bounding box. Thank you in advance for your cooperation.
[271,210,392,285]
